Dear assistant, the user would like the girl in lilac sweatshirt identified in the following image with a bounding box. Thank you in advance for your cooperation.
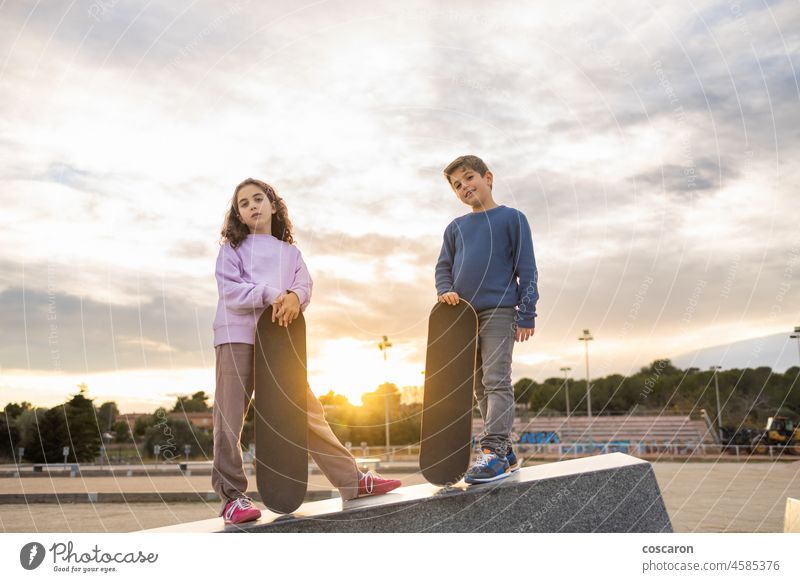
[211,178,400,525]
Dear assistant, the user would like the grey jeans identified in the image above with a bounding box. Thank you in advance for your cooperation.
[474,307,517,456]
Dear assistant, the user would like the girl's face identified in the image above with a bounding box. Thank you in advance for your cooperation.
[236,183,277,234]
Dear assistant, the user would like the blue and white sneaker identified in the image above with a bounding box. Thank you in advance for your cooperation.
[506,446,520,472]
[465,448,511,484]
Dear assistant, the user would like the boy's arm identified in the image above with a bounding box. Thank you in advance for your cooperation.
[434,223,456,295]
[216,246,282,312]
[512,212,539,328]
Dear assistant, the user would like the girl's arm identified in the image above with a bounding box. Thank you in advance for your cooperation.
[215,246,282,312]
[289,250,313,311]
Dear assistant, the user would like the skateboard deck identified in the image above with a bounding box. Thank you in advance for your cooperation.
[254,306,308,514]
[420,300,479,486]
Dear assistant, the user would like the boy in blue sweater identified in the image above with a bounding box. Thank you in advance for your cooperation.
[435,155,539,483]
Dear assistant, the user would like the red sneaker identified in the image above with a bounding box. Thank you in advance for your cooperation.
[222,496,261,525]
[357,471,401,497]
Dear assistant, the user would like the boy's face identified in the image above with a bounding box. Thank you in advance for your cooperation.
[448,166,493,209]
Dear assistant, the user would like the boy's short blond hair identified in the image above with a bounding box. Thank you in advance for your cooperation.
[443,155,490,186]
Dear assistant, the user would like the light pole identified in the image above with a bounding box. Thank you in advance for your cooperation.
[561,366,572,438]
[560,366,572,420]
[578,330,593,420]
[377,335,392,457]
[791,326,800,365]
[710,365,723,443]
[578,329,594,444]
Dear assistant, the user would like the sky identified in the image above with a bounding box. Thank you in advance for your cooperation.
[0,0,798,412]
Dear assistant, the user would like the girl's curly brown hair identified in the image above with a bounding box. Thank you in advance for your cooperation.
[220,178,294,249]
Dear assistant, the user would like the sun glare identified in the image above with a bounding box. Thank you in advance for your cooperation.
[306,338,424,404]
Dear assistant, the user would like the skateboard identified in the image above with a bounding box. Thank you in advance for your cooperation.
[254,306,308,514]
[420,300,479,486]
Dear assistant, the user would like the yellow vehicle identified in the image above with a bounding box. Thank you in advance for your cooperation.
[750,416,800,455]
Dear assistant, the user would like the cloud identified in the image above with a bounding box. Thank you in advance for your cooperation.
[0,285,214,374]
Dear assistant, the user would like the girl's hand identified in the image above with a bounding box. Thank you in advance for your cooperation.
[271,294,285,323]
[272,292,300,327]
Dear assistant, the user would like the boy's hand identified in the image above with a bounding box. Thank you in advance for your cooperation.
[272,292,300,327]
[438,292,460,305]
[515,327,535,342]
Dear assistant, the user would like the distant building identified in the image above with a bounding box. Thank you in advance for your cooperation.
[118,411,214,430]
[169,411,213,430]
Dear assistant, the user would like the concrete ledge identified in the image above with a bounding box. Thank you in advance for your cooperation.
[144,453,672,533]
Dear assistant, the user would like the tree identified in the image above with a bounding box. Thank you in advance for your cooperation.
[1,402,32,461]
[25,406,69,463]
[21,388,102,463]
[134,414,156,437]
[98,402,119,432]
[141,411,212,460]
[639,359,679,376]
[386,402,422,445]
[17,408,47,460]
[320,395,355,445]
[319,391,351,407]
[4,401,32,420]
[112,420,132,443]
[514,378,536,409]
[0,417,20,461]
[172,391,211,413]
[361,383,401,410]
[62,390,102,462]
[529,380,558,413]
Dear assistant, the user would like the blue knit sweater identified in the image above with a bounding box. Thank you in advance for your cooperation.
[435,205,539,328]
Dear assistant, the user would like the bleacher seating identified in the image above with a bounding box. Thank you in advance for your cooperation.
[473,414,715,445]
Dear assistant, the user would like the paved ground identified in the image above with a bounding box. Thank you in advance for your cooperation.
[654,461,799,532]
[1,461,798,532]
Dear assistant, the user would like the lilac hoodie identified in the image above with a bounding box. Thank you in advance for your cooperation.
[213,234,312,347]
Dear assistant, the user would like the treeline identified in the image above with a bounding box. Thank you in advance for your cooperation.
[1,387,103,463]
[320,383,421,447]
[513,360,800,429]
[2,362,798,462]
[318,362,799,443]
[0,386,214,463]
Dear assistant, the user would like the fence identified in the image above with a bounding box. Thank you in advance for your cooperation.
[515,442,800,459]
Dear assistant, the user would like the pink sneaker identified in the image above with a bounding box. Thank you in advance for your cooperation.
[222,496,261,525]
[357,471,401,497]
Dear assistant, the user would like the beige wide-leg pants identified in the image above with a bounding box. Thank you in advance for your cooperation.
[212,343,360,514]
